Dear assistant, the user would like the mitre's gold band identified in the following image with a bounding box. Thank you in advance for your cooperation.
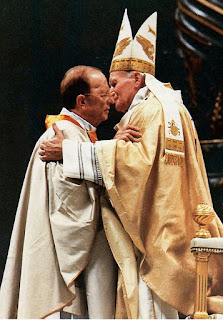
[110,58,155,75]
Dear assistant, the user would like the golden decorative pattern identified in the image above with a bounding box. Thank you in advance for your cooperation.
[165,153,184,167]
[168,120,181,136]
[110,58,155,74]
[136,35,155,61]
[148,25,156,36]
[113,37,131,58]
[165,138,184,152]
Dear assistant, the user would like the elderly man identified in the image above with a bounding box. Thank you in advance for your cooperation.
[39,12,223,319]
[0,65,141,319]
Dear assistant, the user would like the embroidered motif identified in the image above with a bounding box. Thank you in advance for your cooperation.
[148,25,156,36]
[136,35,155,61]
[166,138,184,153]
[113,37,131,58]
[168,120,180,136]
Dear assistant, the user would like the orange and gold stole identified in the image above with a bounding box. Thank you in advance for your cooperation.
[45,115,98,143]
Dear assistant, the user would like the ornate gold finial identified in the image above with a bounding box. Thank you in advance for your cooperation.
[192,203,215,238]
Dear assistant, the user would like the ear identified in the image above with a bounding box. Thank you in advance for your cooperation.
[132,72,145,89]
[76,94,87,109]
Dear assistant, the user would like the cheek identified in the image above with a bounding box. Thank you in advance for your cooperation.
[114,83,123,97]
[117,89,128,105]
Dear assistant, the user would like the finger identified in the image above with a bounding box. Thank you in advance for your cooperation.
[38,149,46,156]
[124,133,141,143]
[125,125,141,132]
[128,137,141,143]
[127,130,142,138]
[39,155,48,162]
[40,141,55,149]
[39,143,46,150]
[52,123,63,137]
[116,134,129,142]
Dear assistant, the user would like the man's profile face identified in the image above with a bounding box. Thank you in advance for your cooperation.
[84,71,112,127]
[109,71,137,113]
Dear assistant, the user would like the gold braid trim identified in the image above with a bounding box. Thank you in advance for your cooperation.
[110,58,155,74]
[166,138,185,153]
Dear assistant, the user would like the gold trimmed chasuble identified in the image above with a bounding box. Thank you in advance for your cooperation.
[95,93,223,316]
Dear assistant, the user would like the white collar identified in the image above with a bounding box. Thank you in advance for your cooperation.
[60,107,96,132]
[128,86,149,111]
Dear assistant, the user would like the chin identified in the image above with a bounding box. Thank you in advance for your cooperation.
[101,115,108,122]
[115,103,125,113]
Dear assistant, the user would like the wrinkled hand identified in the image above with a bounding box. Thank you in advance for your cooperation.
[114,125,142,142]
[39,123,64,161]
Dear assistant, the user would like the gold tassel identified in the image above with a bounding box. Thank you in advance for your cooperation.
[165,153,184,167]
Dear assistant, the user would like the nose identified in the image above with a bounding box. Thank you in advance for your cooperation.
[107,92,115,105]
[109,87,115,96]
[109,89,117,103]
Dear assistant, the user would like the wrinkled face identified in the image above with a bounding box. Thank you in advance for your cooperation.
[84,71,112,127]
[109,71,137,113]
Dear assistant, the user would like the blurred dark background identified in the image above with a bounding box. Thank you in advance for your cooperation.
[0,0,222,280]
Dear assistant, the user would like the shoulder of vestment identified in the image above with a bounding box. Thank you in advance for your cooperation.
[40,119,87,143]
[129,95,163,127]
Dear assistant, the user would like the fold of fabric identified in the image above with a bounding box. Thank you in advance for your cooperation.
[0,118,100,319]
[95,94,223,316]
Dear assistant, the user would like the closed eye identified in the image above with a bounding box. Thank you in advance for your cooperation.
[110,82,116,89]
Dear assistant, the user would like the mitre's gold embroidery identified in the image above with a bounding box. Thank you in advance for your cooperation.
[110,58,155,74]
[148,25,156,36]
[136,35,154,61]
[113,37,131,58]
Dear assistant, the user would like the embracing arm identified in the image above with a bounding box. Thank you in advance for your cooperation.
[39,123,142,185]
[39,123,141,162]
[39,123,64,162]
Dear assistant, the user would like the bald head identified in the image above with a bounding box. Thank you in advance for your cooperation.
[60,65,103,110]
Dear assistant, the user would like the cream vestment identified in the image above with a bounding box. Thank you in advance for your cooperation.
[0,108,116,319]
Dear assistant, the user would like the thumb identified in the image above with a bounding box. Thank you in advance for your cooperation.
[52,123,63,138]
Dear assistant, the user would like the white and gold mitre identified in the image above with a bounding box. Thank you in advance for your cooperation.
[110,10,157,75]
